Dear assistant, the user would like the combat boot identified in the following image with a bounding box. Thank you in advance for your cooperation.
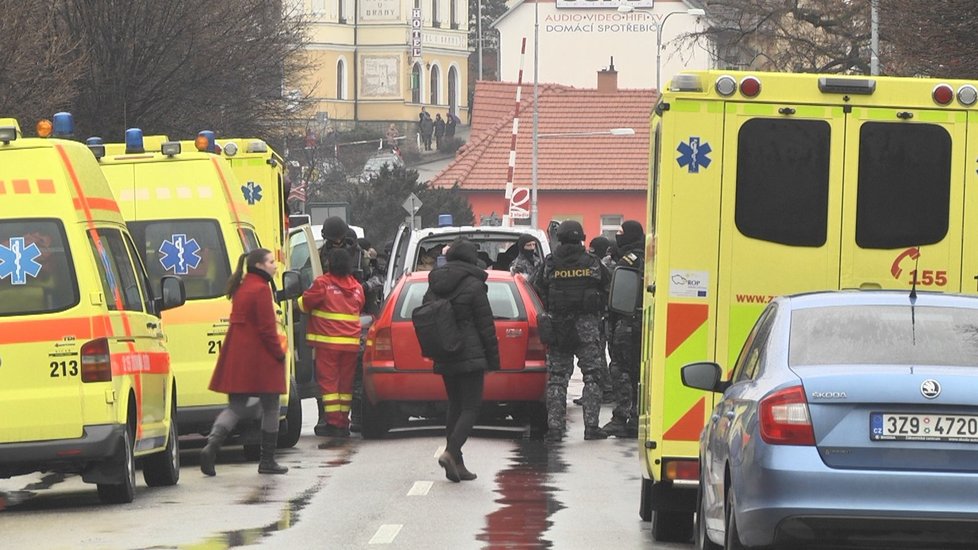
[584,426,609,440]
[544,428,563,443]
[199,424,230,476]
[602,418,629,438]
[258,431,288,475]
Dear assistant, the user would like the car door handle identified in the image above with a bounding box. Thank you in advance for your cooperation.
[725,411,736,419]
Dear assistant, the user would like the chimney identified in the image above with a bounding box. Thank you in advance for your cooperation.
[597,56,618,93]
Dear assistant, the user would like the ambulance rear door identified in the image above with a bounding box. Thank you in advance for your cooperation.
[716,103,846,370]
[840,107,966,293]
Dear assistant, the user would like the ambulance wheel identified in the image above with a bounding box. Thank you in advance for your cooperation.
[360,399,390,439]
[652,510,694,543]
[97,425,136,504]
[143,400,180,487]
[278,380,302,449]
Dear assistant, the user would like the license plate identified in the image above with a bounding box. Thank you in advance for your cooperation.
[870,413,978,443]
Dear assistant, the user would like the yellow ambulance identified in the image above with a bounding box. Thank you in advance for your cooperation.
[621,71,978,541]
[92,129,305,452]
[0,119,186,504]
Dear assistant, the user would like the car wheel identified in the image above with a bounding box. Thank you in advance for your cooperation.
[652,510,694,543]
[143,400,180,487]
[696,482,722,550]
[277,379,302,449]
[97,425,136,504]
[724,489,747,550]
[361,399,390,439]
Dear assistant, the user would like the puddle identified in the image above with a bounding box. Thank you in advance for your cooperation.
[0,472,67,511]
[477,439,568,549]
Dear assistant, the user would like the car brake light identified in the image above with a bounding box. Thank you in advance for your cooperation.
[373,327,394,362]
[759,385,815,445]
[81,338,112,383]
[663,459,699,481]
[526,324,547,361]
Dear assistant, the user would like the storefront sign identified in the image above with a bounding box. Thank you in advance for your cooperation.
[555,0,653,9]
[411,8,423,58]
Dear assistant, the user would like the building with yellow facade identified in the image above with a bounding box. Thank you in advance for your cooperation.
[300,0,470,130]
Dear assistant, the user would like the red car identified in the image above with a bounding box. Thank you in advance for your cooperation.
[361,270,548,438]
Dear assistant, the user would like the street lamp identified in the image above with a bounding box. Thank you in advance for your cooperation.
[618,6,705,92]
[527,128,635,227]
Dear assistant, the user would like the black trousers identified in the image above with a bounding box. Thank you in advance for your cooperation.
[441,370,485,460]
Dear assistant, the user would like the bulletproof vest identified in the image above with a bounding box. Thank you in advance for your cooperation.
[545,248,602,314]
[319,241,366,283]
[617,243,645,270]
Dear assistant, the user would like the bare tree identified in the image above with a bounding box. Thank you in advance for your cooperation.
[692,0,873,73]
[879,0,978,78]
[53,0,314,142]
[0,0,86,127]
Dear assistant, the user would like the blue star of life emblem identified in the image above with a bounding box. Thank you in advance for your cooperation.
[159,234,202,275]
[0,237,43,285]
[242,181,263,205]
[677,137,712,173]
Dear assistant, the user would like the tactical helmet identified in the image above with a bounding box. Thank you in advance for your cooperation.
[322,216,349,241]
[555,220,585,243]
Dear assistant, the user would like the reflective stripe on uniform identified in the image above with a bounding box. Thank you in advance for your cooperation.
[310,310,360,322]
[307,334,360,345]
[322,393,353,401]
[323,404,350,412]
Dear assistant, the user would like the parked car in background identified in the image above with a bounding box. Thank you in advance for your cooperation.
[383,223,551,298]
[359,150,404,183]
[361,271,548,438]
[683,290,978,550]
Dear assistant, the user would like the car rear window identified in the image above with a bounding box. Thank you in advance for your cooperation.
[394,280,526,321]
[127,219,232,300]
[414,235,544,272]
[789,305,978,367]
[0,219,80,317]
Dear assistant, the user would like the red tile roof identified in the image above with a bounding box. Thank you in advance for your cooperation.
[431,80,656,192]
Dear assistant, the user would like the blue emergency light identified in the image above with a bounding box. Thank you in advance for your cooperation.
[125,128,144,154]
[52,112,74,137]
[438,214,454,227]
[86,137,106,160]
[195,130,217,153]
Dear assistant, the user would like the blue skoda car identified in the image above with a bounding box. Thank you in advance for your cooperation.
[683,291,978,549]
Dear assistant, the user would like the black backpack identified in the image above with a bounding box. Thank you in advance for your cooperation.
[412,289,464,360]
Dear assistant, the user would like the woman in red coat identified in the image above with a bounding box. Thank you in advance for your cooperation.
[200,248,288,476]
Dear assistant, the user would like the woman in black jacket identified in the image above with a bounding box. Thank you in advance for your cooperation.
[423,238,500,482]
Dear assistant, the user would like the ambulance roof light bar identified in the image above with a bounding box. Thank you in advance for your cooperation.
[86,137,106,160]
[195,130,218,153]
[818,77,876,95]
[125,128,145,154]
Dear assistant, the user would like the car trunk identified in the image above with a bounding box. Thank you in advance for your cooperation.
[795,364,978,472]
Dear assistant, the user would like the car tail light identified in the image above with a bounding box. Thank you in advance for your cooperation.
[759,385,815,445]
[81,338,112,383]
[526,324,547,361]
[663,458,699,481]
[373,326,394,362]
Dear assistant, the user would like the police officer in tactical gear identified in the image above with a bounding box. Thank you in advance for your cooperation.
[533,220,610,442]
[603,220,645,438]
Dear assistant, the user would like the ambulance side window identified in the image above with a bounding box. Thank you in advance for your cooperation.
[123,232,155,307]
[649,121,661,230]
[735,119,830,247]
[240,228,260,252]
[89,229,145,313]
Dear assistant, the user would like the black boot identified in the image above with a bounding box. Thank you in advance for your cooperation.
[258,431,288,475]
[602,418,629,438]
[200,424,230,476]
[584,426,609,440]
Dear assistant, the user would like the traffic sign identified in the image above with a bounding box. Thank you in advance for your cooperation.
[402,193,422,215]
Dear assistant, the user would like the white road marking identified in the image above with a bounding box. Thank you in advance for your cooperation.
[407,481,433,496]
[434,445,445,458]
[369,524,403,544]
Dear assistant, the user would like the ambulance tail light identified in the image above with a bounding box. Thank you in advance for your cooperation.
[36,119,53,138]
[663,458,699,482]
[81,338,112,383]
[372,327,394,362]
[196,131,217,153]
[52,112,74,137]
[958,85,978,106]
[86,137,106,160]
[715,75,737,96]
[739,76,761,98]
[932,83,954,106]
[223,141,239,157]
[759,385,815,446]
[125,128,145,154]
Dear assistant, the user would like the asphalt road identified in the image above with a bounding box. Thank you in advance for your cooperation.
[0,375,691,550]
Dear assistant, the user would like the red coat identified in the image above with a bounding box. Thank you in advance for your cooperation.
[299,273,365,351]
[209,272,287,394]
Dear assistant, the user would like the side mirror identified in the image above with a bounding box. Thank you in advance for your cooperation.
[609,266,642,315]
[276,270,303,301]
[157,275,186,313]
[681,362,728,393]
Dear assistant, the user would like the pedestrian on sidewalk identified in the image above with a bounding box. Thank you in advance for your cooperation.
[385,123,400,152]
[424,239,499,482]
[420,113,434,151]
[434,114,446,150]
[299,248,365,438]
[200,248,289,476]
[445,111,457,139]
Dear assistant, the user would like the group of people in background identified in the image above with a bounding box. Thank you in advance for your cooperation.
[418,107,459,151]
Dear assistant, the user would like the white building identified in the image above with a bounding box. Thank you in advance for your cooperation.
[492,0,711,90]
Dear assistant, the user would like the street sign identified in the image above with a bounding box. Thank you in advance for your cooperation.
[402,193,422,215]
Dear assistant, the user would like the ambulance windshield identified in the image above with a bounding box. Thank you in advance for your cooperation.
[0,220,79,316]
[127,219,232,300]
